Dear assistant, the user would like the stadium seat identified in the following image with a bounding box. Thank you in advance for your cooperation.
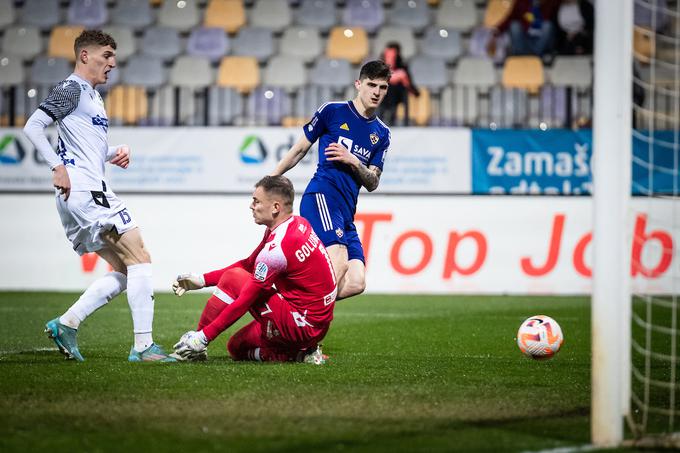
[0,0,15,29]
[19,0,61,30]
[468,26,510,64]
[409,56,448,93]
[2,27,43,61]
[122,55,167,88]
[343,0,385,34]
[420,28,462,63]
[453,57,496,90]
[388,0,431,33]
[279,27,323,63]
[502,56,544,94]
[147,85,179,126]
[0,56,24,86]
[489,87,528,127]
[67,0,108,27]
[395,87,431,126]
[484,0,514,28]
[250,0,292,33]
[111,0,154,29]
[295,0,337,33]
[310,58,353,91]
[263,56,307,92]
[106,85,148,125]
[536,86,567,128]
[372,27,416,61]
[170,56,214,88]
[140,27,182,62]
[290,85,338,120]
[634,0,668,31]
[29,56,71,86]
[217,56,260,94]
[204,0,246,34]
[102,26,136,62]
[326,27,369,65]
[232,27,274,63]
[208,86,243,125]
[247,86,291,126]
[158,0,200,31]
[436,0,477,32]
[550,57,592,88]
[186,27,230,63]
[634,26,655,63]
[440,85,478,126]
[48,26,85,62]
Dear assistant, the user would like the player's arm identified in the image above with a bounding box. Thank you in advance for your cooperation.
[325,143,383,191]
[271,135,313,176]
[23,110,71,200]
[107,145,130,169]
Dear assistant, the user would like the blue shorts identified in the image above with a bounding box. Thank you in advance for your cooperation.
[299,192,365,263]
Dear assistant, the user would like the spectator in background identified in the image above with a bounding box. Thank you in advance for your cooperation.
[379,42,419,126]
[555,0,594,55]
[495,0,560,60]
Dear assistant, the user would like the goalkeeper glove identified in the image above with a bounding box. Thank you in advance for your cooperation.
[173,330,208,359]
[172,272,205,297]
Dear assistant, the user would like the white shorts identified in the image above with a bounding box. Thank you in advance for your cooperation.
[56,189,138,256]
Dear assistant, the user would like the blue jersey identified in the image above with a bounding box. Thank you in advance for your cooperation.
[303,101,390,212]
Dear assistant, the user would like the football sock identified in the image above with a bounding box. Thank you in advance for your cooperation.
[197,296,231,331]
[60,271,127,329]
[127,263,155,352]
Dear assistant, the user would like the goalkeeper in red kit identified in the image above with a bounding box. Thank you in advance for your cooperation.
[171,176,337,364]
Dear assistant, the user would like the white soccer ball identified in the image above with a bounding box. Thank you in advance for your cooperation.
[517,315,564,360]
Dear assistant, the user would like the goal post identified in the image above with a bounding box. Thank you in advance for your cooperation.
[592,0,633,447]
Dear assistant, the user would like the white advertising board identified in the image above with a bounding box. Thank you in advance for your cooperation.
[0,195,673,294]
[0,127,471,194]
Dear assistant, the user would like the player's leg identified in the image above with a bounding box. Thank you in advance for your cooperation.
[226,320,292,362]
[197,267,250,330]
[336,224,366,300]
[325,243,350,286]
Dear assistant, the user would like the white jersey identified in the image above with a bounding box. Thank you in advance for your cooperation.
[38,73,110,191]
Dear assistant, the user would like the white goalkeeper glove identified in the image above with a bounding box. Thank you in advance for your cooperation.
[172,272,205,297]
[173,330,208,360]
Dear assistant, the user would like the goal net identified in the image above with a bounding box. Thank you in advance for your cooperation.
[629,0,680,447]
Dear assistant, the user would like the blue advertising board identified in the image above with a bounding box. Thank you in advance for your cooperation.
[472,129,680,195]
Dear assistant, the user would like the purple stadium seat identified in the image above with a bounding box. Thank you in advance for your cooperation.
[247,86,291,126]
[540,86,567,128]
[186,27,230,63]
[343,0,384,34]
[67,0,108,27]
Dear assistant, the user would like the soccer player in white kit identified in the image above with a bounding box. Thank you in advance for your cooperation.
[23,30,174,362]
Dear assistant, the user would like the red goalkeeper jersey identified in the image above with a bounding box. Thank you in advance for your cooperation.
[202,215,338,339]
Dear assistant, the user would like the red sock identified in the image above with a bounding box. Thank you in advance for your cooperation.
[197,297,229,331]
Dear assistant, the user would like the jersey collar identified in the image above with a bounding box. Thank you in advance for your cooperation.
[348,100,377,123]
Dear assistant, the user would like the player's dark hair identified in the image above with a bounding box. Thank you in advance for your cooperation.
[74,30,117,58]
[358,60,391,81]
[256,176,294,210]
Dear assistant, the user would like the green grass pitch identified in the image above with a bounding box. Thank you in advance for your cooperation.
[0,292,634,452]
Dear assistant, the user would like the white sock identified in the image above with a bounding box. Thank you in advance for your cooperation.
[60,271,127,329]
[127,263,155,352]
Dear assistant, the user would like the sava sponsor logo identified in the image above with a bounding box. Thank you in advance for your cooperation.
[295,232,320,262]
[339,135,370,161]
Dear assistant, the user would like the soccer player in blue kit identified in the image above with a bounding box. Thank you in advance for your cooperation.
[272,60,391,300]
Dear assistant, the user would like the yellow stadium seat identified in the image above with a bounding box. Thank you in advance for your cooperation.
[326,27,369,65]
[634,26,655,63]
[106,85,148,125]
[205,0,246,34]
[396,88,431,126]
[502,56,544,94]
[48,26,85,62]
[217,56,260,94]
[484,0,515,28]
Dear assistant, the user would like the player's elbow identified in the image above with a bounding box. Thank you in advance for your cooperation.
[365,182,379,192]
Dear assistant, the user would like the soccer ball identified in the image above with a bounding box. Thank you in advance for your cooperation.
[516,315,564,360]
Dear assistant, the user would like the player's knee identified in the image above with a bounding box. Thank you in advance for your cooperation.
[226,333,249,360]
[347,279,366,297]
[217,267,250,299]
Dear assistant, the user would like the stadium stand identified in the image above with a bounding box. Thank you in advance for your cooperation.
[0,0,597,129]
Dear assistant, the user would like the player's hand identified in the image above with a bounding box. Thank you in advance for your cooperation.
[173,330,208,358]
[325,142,359,167]
[172,272,205,297]
[109,145,130,169]
[52,165,71,201]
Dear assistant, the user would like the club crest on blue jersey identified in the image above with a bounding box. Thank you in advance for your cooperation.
[370,133,379,145]
[335,228,344,238]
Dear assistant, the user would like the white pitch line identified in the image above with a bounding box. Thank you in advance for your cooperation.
[521,444,596,453]
[0,347,56,355]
